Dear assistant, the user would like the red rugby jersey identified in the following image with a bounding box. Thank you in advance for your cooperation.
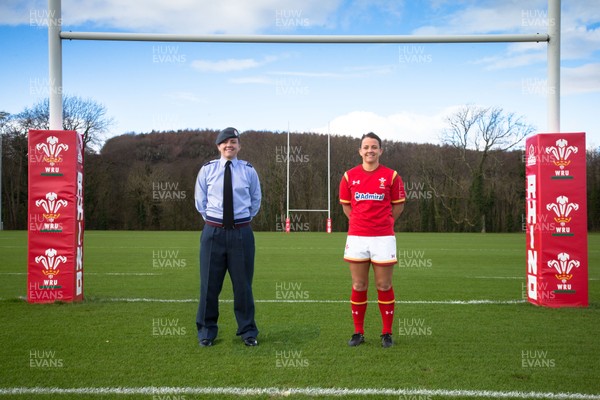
[339,164,406,236]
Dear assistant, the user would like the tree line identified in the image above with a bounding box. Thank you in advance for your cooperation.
[1,98,599,232]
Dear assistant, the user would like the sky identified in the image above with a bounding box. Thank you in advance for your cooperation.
[1,0,599,149]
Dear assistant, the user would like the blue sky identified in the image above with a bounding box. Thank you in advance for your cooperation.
[1,0,599,148]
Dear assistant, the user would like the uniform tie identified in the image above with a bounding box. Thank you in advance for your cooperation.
[223,160,234,229]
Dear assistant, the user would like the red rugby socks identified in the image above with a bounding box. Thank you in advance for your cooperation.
[378,288,395,335]
[350,288,367,334]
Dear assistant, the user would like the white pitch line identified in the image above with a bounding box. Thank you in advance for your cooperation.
[0,272,162,276]
[100,297,526,305]
[469,276,525,280]
[0,386,599,399]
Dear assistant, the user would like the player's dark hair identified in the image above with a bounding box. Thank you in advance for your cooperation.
[360,132,382,148]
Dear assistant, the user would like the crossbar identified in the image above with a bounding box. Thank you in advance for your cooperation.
[60,31,549,44]
[289,209,329,212]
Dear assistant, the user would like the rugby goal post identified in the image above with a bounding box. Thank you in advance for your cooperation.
[285,128,331,233]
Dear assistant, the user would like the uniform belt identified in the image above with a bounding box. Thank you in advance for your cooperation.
[205,221,250,229]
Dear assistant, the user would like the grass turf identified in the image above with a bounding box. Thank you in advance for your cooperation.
[0,231,598,399]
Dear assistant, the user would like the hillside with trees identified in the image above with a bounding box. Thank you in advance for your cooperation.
[74,129,561,232]
[2,100,599,232]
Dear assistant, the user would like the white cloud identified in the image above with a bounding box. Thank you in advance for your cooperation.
[563,63,600,95]
[191,58,262,72]
[191,55,279,72]
[10,0,340,34]
[414,1,600,70]
[164,91,204,103]
[311,108,462,144]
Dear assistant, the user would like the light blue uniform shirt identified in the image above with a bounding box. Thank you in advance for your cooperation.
[195,157,261,225]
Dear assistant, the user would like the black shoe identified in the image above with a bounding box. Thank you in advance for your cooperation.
[243,337,258,347]
[199,338,213,347]
[348,333,365,347]
[381,333,393,348]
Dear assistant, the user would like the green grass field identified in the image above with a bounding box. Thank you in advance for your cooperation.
[0,231,599,400]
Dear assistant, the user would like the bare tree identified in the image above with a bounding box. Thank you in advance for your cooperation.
[14,95,114,150]
[439,105,535,232]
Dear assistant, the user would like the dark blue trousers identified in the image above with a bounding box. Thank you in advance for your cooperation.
[196,224,258,341]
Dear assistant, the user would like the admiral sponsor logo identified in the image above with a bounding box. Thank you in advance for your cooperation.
[546,195,579,236]
[545,139,578,179]
[354,192,384,201]
[526,174,538,301]
[547,252,580,293]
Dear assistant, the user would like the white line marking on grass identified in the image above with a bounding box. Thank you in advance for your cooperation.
[87,272,162,276]
[0,272,162,276]
[1,386,599,399]
[101,298,526,305]
[469,276,525,280]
